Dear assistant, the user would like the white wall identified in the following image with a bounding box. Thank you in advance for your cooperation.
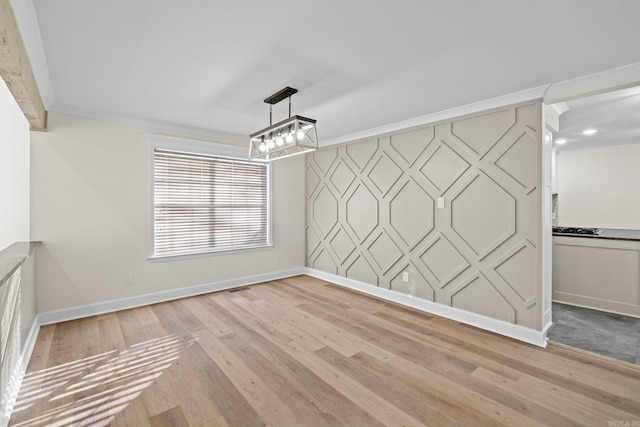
[31,114,306,313]
[557,143,640,229]
[0,79,30,250]
[0,79,35,425]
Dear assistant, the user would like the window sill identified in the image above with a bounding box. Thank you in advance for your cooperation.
[148,244,274,263]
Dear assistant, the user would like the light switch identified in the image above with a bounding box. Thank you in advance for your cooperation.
[437,197,445,209]
[402,272,409,282]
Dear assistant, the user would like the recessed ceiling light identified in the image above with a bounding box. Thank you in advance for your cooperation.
[581,128,598,136]
[555,138,567,144]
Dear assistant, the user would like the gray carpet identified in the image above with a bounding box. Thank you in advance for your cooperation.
[548,302,640,365]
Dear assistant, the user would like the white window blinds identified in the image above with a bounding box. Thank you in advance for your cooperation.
[153,149,270,257]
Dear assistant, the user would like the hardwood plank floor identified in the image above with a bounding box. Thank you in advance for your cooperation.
[9,275,640,426]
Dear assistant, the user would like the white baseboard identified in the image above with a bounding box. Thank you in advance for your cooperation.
[20,319,41,377]
[38,267,305,325]
[304,267,548,348]
[2,267,304,426]
[5,264,545,427]
[3,266,547,427]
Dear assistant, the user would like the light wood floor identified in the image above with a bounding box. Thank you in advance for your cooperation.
[9,275,640,426]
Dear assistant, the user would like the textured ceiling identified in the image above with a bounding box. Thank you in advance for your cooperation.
[26,0,640,144]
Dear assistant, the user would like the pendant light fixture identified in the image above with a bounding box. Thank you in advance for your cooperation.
[249,87,318,161]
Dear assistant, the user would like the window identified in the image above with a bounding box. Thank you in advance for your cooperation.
[152,148,271,258]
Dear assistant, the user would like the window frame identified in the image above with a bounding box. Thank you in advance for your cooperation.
[147,134,273,261]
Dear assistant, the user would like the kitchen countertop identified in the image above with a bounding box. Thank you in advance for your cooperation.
[0,241,42,287]
[553,228,640,242]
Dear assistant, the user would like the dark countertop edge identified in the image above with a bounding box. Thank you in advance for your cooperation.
[0,241,42,287]
[552,228,640,242]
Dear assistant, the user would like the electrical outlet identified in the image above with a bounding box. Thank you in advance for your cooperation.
[437,197,445,209]
[402,271,409,282]
[124,274,134,286]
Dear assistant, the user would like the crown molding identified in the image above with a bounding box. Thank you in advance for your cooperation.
[543,61,640,104]
[51,104,248,144]
[318,85,550,148]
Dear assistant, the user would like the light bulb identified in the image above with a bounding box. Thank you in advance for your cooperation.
[285,134,294,143]
[581,129,597,136]
[267,140,275,149]
[259,143,267,152]
[555,138,567,144]
[297,130,305,140]
[276,136,284,146]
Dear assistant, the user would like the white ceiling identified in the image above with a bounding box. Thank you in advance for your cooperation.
[20,0,640,144]
[553,85,640,152]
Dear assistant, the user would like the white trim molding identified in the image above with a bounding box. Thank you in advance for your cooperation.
[3,268,303,425]
[543,61,640,104]
[319,85,549,148]
[38,268,305,325]
[145,133,273,260]
[304,267,550,348]
[144,132,248,160]
[40,59,640,151]
[53,105,248,144]
[20,319,40,383]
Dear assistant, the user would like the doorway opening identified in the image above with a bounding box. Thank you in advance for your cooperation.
[546,84,640,365]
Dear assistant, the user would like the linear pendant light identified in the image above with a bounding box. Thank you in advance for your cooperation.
[249,87,318,161]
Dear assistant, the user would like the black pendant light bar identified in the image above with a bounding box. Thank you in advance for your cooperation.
[264,87,298,104]
[248,86,318,162]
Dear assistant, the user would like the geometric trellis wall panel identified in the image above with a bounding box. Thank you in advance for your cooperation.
[306,101,543,330]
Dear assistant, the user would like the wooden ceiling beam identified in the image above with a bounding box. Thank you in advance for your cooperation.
[0,0,47,131]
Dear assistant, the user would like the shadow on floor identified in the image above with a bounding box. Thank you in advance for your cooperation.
[548,302,640,365]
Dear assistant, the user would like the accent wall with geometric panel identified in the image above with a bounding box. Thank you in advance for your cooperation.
[306,101,544,330]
